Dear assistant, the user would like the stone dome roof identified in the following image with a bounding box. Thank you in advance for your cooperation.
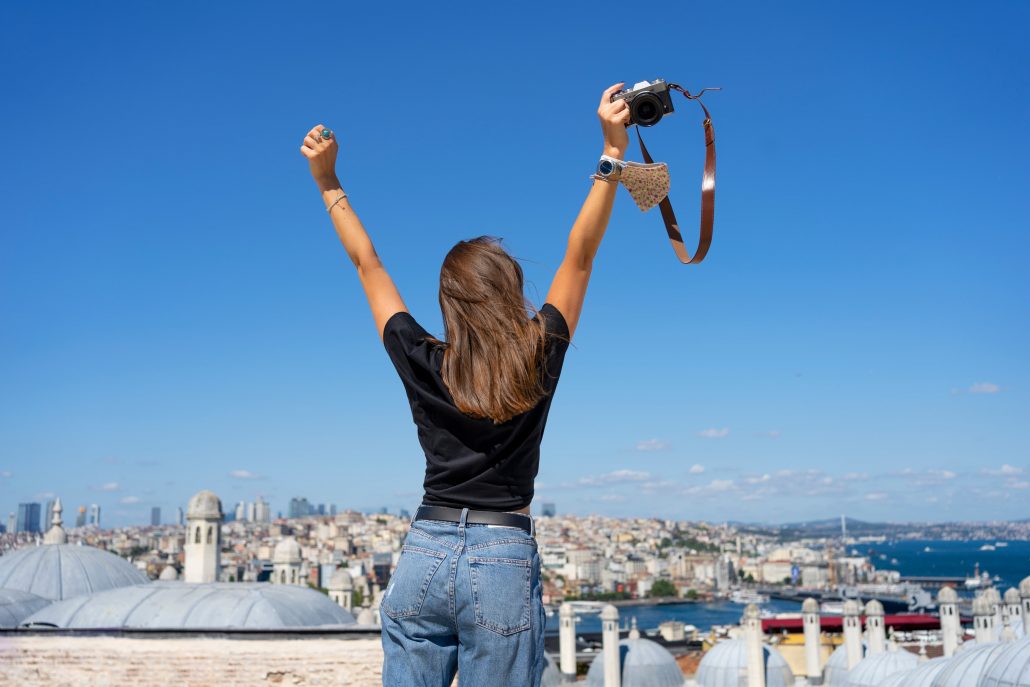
[931,642,1009,687]
[846,648,919,686]
[587,637,685,687]
[22,582,355,629]
[1021,577,1030,597]
[843,599,862,616]
[158,565,178,581]
[187,490,223,519]
[0,544,149,601]
[0,588,51,628]
[1004,587,1021,605]
[824,641,868,686]
[985,588,1003,605]
[865,599,884,616]
[273,538,302,564]
[802,597,820,614]
[974,596,994,616]
[695,639,794,687]
[328,568,353,591]
[978,637,1030,687]
[881,656,949,687]
[939,586,959,604]
[355,607,375,625]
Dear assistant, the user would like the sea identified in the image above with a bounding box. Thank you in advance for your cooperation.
[545,539,1030,634]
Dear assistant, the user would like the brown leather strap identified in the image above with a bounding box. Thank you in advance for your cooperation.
[636,85,718,264]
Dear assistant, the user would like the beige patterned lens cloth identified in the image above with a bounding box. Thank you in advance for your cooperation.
[620,161,670,212]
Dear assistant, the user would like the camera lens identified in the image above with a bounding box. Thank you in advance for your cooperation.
[631,92,663,127]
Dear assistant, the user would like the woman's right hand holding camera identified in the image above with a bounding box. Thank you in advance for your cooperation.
[599,83,630,160]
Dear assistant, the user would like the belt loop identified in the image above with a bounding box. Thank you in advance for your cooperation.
[459,507,469,528]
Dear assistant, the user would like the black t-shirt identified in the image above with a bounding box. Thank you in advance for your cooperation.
[382,303,571,512]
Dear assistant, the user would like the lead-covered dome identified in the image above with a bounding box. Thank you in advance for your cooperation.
[939,586,959,604]
[0,544,149,601]
[1005,588,1021,605]
[695,638,794,687]
[22,582,355,629]
[1020,577,1030,597]
[273,538,302,564]
[328,568,353,591]
[978,637,1030,687]
[931,642,1009,687]
[846,648,919,686]
[824,641,868,686]
[587,637,684,687]
[187,490,223,519]
[880,656,948,687]
[0,588,51,628]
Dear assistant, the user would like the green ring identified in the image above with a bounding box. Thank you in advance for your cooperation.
[320,128,332,140]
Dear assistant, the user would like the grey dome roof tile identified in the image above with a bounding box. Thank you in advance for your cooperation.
[978,637,1030,687]
[587,637,685,687]
[0,544,149,601]
[0,588,51,628]
[187,490,223,519]
[846,649,919,687]
[931,642,1009,687]
[22,582,356,629]
[695,639,794,687]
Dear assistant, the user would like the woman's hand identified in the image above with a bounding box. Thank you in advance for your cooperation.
[598,83,630,160]
[300,124,340,190]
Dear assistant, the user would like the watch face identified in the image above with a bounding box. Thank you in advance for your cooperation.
[598,159,615,176]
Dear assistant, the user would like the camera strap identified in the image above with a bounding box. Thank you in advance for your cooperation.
[635,85,718,264]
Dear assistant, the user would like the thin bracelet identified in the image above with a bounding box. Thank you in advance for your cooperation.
[326,192,348,213]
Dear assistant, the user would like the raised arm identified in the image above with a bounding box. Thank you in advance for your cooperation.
[300,124,406,340]
[545,84,630,339]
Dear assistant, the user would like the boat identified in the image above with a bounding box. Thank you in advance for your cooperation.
[923,546,933,552]
[820,601,844,615]
[979,544,996,552]
[730,589,769,604]
[995,542,1008,547]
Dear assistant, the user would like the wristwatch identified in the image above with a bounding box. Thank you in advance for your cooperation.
[593,154,625,182]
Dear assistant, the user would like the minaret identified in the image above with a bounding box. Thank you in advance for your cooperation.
[1003,588,1021,641]
[1021,576,1030,636]
[629,616,640,640]
[559,603,577,683]
[985,588,1003,642]
[601,604,620,687]
[272,537,303,585]
[43,497,67,545]
[744,603,766,687]
[865,600,886,655]
[843,599,863,670]
[328,568,354,611]
[973,594,994,644]
[802,597,822,684]
[184,490,223,583]
[938,586,961,657]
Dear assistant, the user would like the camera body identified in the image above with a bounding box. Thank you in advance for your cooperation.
[611,79,675,127]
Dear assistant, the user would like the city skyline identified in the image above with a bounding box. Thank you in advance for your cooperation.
[1,3,1027,527]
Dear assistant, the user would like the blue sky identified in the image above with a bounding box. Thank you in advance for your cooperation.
[1,2,1027,527]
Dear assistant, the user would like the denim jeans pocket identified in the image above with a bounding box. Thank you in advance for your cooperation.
[468,556,532,635]
[381,544,448,619]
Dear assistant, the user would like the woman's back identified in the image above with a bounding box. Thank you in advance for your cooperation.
[383,303,571,512]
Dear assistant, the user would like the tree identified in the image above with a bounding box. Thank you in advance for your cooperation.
[650,580,678,598]
[685,589,700,601]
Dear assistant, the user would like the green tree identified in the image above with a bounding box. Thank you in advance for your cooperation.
[685,588,700,600]
[650,579,678,598]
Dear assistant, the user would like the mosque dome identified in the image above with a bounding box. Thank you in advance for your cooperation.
[158,565,178,581]
[823,641,868,686]
[939,586,959,604]
[587,637,684,687]
[1020,577,1030,597]
[22,582,355,629]
[865,599,884,615]
[187,490,223,519]
[974,596,994,616]
[356,607,376,625]
[541,654,562,687]
[694,638,794,687]
[0,544,149,601]
[930,642,1009,687]
[985,588,1003,606]
[846,648,919,686]
[1004,588,1021,605]
[328,568,353,591]
[273,538,302,564]
[878,656,949,687]
[978,637,1030,687]
[802,597,820,614]
[0,588,51,628]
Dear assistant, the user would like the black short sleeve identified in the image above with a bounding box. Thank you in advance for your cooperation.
[536,303,571,390]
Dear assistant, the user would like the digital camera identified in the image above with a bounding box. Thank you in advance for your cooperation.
[610,79,675,127]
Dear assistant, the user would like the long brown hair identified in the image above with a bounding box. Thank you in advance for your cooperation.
[433,236,547,424]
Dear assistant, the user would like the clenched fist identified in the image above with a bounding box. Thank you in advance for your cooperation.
[598,83,630,160]
[300,124,339,188]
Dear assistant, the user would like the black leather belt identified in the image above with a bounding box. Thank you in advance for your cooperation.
[415,505,533,534]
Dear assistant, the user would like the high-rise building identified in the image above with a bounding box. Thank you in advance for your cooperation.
[234,501,246,522]
[176,507,184,526]
[89,504,101,528]
[329,503,337,517]
[254,497,270,524]
[317,503,326,516]
[288,497,312,520]
[5,513,14,533]
[16,503,42,533]
[151,507,161,526]
[541,502,556,517]
[399,508,410,520]
[75,506,86,527]
[245,501,256,522]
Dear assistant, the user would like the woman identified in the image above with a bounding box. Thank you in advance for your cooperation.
[299,83,630,687]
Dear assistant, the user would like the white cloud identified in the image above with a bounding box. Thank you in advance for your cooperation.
[120,496,141,505]
[865,492,889,501]
[745,473,772,484]
[982,464,1023,476]
[969,382,1001,394]
[0,471,11,478]
[689,464,706,474]
[571,469,651,488]
[757,430,782,439]
[228,469,261,480]
[598,493,626,502]
[636,439,670,452]
[697,428,730,439]
[843,472,869,481]
[98,482,120,492]
[1005,479,1030,490]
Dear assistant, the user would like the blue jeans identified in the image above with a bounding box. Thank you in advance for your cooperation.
[379,508,545,686]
